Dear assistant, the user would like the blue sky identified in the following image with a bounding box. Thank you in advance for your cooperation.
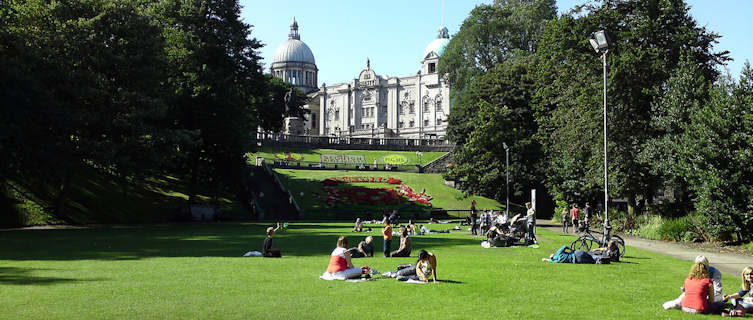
[241,0,751,86]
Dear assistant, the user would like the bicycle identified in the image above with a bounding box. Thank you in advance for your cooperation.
[569,222,626,257]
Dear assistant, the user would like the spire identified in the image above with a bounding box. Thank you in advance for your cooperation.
[366,57,370,69]
[437,26,449,39]
[288,16,300,40]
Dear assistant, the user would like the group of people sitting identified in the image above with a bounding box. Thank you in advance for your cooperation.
[661,256,752,316]
[319,235,439,283]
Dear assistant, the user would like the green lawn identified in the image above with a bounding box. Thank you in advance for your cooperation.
[0,222,731,319]
[249,147,447,166]
[274,169,505,218]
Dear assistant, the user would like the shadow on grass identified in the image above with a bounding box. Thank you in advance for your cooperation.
[0,223,482,261]
[0,267,105,285]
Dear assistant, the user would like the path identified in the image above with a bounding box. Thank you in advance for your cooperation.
[539,220,752,277]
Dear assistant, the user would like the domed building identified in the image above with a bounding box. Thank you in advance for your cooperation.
[270,18,318,94]
[270,20,452,139]
[311,26,452,139]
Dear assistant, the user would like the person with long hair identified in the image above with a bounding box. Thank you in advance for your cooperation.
[723,266,753,312]
[393,250,438,283]
[390,227,411,257]
[663,255,723,310]
[321,236,363,280]
[679,256,726,314]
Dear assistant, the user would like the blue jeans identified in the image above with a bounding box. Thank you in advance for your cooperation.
[732,299,753,312]
[396,265,418,281]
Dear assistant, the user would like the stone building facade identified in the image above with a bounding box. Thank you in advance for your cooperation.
[270,19,452,139]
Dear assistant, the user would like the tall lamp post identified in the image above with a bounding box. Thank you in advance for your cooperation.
[589,30,613,235]
[503,142,510,217]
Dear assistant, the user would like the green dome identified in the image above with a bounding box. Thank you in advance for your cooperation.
[423,26,450,59]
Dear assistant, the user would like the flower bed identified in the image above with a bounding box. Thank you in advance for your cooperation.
[318,176,430,207]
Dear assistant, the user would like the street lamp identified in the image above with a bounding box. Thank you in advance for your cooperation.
[589,29,613,236]
[503,142,510,218]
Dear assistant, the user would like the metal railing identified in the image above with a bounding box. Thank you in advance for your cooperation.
[256,132,455,152]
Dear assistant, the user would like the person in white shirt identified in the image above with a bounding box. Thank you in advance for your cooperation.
[525,202,537,244]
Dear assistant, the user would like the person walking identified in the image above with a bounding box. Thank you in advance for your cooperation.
[382,219,393,257]
[525,202,537,244]
[561,207,570,233]
[470,200,478,235]
[583,202,593,231]
[570,205,580,232]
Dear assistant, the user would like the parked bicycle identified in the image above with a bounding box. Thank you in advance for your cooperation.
[569,223,625,257]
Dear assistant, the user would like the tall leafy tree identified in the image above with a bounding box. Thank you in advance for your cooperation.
[440,0,556,144]
[150,0,266,201]
[679,64,753,240]
[533,0,728,213]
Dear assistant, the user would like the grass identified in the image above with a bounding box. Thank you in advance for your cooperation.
[0,222,737,319]
[274,169,505,218]
[249,147,447,166]
[1,168,246,227]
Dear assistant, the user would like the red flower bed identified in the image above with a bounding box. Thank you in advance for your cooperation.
[318,176,428,207]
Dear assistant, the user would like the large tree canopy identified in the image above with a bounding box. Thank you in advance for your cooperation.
[532,0,728,211]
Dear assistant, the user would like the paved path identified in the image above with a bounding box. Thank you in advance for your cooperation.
[539,220,753,277]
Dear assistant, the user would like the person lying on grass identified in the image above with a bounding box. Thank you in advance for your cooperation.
[389,250,438,283]
[390,227,412,257]
[419,225,450,235]
[542,245,609,264]
[590,240,620,262]
[322,236,364,280]
[347,236,374,258]
[662,255,722,310]
[263,222,282,258]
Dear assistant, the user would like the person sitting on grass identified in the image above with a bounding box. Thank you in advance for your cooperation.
[393,250,438,283]
[590,240,620,262]
[263,222,282,258]
[348,236,374,258]
[677,255,726,314]
[390,227,412,257]
[352,218,363,232]
[722,266,753,313]
[321,236,363,280]
[662,255,723,310]
[407,220,417,235]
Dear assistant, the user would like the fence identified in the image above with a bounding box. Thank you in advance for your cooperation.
[265,158,420,173]
[257,132,455,152]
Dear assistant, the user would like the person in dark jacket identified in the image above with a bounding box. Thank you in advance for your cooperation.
[263,222,282,257]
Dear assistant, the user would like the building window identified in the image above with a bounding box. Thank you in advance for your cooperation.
[435,94,442,112]
[382,106,387,114]
[409,102,415,114]
[350,107,354,119]
[428,63,436,73]
[424,119,429,126]
[399,102,406,115]
[409,120,414,128]
[311,113,316,128]
[335,109,339,121]
[399,121,404,128]
[424,101,430,113]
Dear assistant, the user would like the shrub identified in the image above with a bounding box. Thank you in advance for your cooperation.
[744,241,753,255]
[628,215,663,240]
[658,216,693,242]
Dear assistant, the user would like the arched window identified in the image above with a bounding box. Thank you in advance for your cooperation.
[435,94,443,112]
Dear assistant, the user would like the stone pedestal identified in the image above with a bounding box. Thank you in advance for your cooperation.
[283,117,304,135]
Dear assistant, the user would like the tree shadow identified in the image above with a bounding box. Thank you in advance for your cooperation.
[0,267,106,285]
[0,222,483,261]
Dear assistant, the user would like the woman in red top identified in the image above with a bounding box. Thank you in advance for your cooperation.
[681,256,725,314]
[322,236,363,280]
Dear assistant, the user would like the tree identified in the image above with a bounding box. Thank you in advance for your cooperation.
[440,0,556,144]
[150,0,268,201]
[679,63,753,240]
[533,0,728,213]
[2,0,187,218]
[445,58,541,201]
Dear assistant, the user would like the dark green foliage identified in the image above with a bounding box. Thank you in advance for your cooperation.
[532,0,728,212]
[678,64,753,240]
[0,0,284,224]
